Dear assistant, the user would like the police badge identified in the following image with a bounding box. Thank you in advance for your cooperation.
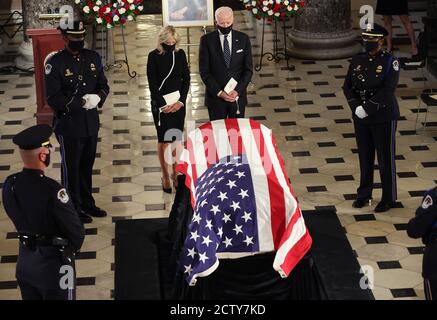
[393,60,399,72]
[90,63,96,71]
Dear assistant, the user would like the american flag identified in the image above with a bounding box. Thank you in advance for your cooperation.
[176,119,312,286]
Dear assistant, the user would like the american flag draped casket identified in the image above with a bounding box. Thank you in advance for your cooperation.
[176,119,312,286]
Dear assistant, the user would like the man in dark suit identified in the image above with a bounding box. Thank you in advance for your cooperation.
[199,6,253,120]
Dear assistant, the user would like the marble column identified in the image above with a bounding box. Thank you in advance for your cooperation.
[16,0,80,69]
[287,0,361,60]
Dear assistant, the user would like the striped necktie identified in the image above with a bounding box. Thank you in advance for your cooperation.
[223,34,231,68]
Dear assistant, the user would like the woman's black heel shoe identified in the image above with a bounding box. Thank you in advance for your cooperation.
[161,177,172,194]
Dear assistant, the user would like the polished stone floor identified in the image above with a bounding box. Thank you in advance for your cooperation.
[0,10,436,300]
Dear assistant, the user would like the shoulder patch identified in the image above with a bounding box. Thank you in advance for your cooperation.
[45,64,52,75]
[392,60,399,72]
[57,188,69,204]
[422,194,433,210]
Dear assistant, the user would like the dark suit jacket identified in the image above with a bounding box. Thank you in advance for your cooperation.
[199,30,253,112]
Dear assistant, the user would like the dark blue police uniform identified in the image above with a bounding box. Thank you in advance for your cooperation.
[407,187,437,300]
[343,24,400,213]
[44,21,110,222]
[2,125,85,300]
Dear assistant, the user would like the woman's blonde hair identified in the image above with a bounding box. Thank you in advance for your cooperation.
[156,25,180,54]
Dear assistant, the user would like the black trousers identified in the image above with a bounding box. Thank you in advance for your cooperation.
[354,120,397,203]
[56,134,97,212]
[208,101,245,120]
[425,279,437,300]
[18,281,75,300]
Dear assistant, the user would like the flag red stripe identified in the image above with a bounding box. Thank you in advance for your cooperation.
[187,135,198,183]
[225,119,244,156]
[249,120,286,249]
[199,121,218,168]
[276,207,312,275]
[279,229,312,275]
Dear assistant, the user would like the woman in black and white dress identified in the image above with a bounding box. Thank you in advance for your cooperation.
[147,26,190,193]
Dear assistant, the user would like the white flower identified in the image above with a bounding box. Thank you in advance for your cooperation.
[262,0,268,5]
[113,15,120,22]
[243,0,249,3]
[117,0,123,3]
[138,5,143,11]
[252,1,256,6]
[96,0,102,5]
[83,6,90,13]
[276,0,281,3]
[105,7,111,13]
[287,5,292,11]
[275,12,280,16]
[268,9,273,15]
[284,0,289,5]
[294,5,298,10]
[252,8,258,14]
[262,6,268,11]
[130,4,135,10]
[128,0,134,3]
[93,6,99,12]
[96,17,103,24]
[269,0,274,4]
[107,23,113,29]
[75,0,81,4]
[127,15,134,21]
[113,3,117,7]
[119,8,126,14]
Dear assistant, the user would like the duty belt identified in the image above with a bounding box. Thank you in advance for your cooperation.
[18,234,68,250]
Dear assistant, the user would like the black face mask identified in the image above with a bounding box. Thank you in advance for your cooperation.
[364,40,380,53]
[218,24,233,35]
[161,43,176,52]
[42,150,51,168]
[68,40,84,52]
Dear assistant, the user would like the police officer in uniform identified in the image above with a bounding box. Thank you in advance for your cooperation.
[2,125,85,300]
[45,21,110,223]
[407,187,437,300]
[343,23,400,213]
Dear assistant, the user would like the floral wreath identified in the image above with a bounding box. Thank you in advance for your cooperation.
[75,0,144,28]
[241,0,304,21]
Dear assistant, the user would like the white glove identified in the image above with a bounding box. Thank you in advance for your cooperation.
[82,94,101,110]
[355,105,368,119]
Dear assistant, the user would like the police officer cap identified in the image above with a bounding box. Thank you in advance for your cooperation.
[59,20,86,36]
[416,186,437,215]
[362,23,389,39]
[12,124,53,150]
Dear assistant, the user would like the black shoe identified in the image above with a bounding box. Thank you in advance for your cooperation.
[84,206,107,218]
[374,201,396,213]
[352,197,371,208]
[79,211,93,224]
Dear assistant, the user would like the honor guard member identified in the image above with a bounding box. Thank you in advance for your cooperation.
[45,20,110,223]
[407,187,437,300]
[343,23,400,213]
[2,125,85,300]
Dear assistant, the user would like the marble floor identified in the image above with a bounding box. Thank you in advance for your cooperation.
[0,10,437,300]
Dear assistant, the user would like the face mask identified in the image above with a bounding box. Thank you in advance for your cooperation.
[161,43,176,52]
[42,150,51,168]
[68,39,84,52]
[364,40,379,53]
[218,24,233,35]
